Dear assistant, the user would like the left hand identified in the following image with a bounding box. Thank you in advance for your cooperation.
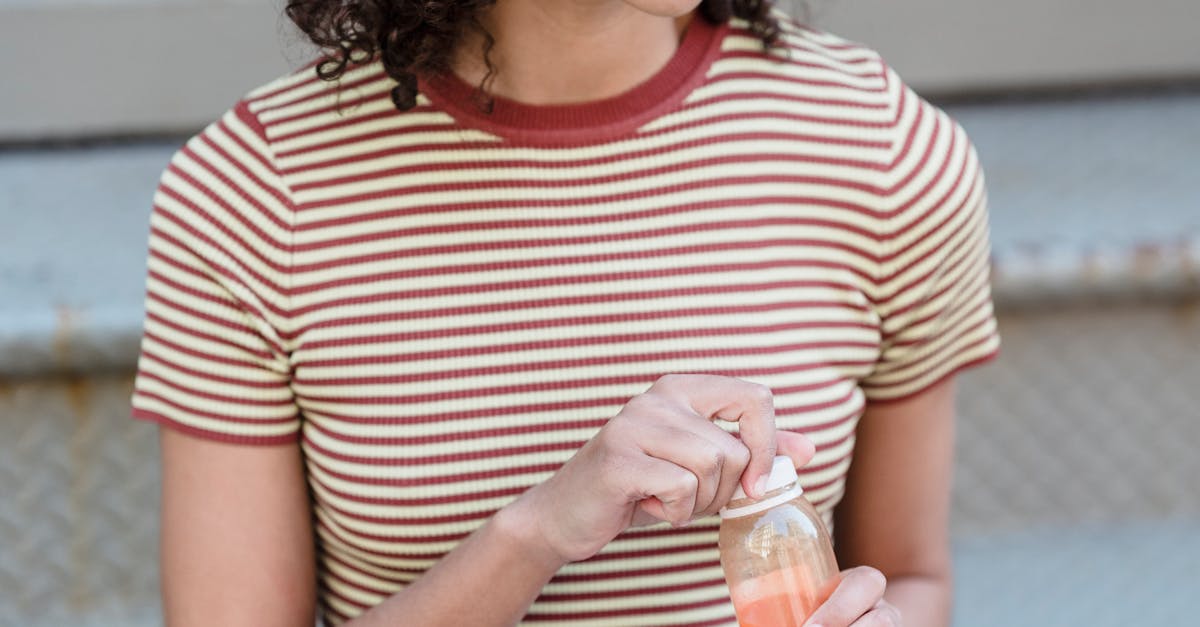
[805,566,902,627]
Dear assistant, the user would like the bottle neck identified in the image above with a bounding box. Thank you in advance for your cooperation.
[719,483,804,519]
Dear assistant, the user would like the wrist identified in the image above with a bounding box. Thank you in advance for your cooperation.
[491,492,571,574]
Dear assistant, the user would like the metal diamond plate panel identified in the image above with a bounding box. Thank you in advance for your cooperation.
[954,303,1200,537]
[2,303,1198,625]
[0,375,161,626]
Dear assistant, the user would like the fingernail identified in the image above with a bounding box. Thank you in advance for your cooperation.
[754,475,769,498]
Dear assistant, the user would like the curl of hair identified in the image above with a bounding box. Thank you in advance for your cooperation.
[286,0,784,112]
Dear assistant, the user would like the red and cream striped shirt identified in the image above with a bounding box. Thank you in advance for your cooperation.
[133,13,999,626]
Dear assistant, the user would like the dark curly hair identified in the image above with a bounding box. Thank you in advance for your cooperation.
[286,0,784,112]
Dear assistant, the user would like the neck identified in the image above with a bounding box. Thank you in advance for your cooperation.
[453,1,695,105]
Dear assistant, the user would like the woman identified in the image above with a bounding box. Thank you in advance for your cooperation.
[133,0,999,625]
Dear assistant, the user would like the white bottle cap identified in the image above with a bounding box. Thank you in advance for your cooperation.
[729,455,800,501]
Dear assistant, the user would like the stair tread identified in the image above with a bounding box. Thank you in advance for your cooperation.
[2,92,1197,372]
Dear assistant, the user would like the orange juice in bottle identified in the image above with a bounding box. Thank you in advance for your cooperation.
[719,456,840,626]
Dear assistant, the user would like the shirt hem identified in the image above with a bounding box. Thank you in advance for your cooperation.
[132,407,300,446]
[861,346,1000,406]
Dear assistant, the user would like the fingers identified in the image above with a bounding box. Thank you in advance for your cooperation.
[776,429,817,470]
[630,456,698,527]
[606,374,815,532]
[651,374,778,497]
[804,566,890,627]
[534,375,808,561]
[636,421,750,518]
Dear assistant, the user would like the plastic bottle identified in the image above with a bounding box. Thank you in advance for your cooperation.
[719,456,840,627]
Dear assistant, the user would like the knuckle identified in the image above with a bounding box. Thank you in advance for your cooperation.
[675,468,699,495]
[729,441,751,468]
[659,479,697,525]
[700,445,725,478]
[621,393,654,414]
[748,382,774,407]
[656,470,698,509]
[724,439,744,463]
[622,393,673,418]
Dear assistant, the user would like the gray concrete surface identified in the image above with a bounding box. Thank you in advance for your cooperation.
[953,518,1200,626]
[953,91,1200,306]
[2,91,1198,374]
[2,90,1199,625]
[955,92,1200,255]
[0,142,178,374]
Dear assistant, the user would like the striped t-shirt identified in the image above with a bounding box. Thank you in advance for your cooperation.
[132,13,999,626]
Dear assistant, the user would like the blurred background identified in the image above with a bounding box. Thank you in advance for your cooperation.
[1,0,1198,625]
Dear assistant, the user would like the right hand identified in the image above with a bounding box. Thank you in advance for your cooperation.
[511,374,816,563]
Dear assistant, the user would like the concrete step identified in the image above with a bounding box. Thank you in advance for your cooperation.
[2,91,1198,375]
[952,90,1200,305]
[952,518,1200,626]
[1,142,176,375]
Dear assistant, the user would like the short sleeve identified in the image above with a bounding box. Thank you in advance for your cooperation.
[131,101,299,444]
[860,72,1000,402]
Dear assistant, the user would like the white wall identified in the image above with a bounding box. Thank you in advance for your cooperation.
[817,0,1200,94]
[2,0,1199,140]
[2,1,307,140]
